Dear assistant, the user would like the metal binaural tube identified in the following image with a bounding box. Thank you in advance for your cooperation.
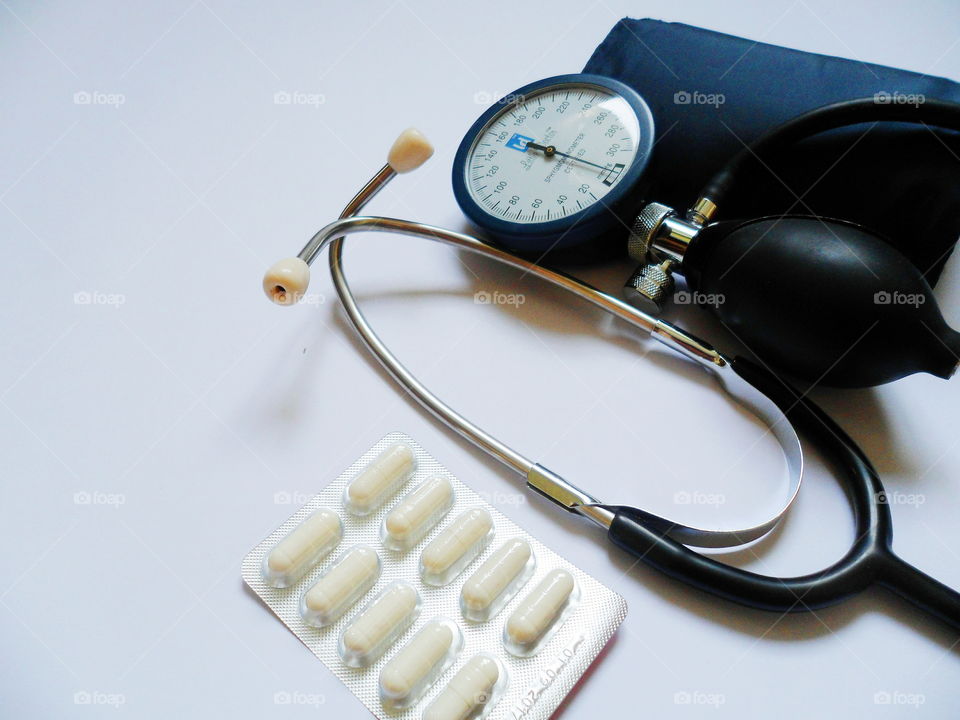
[299,164,396,265]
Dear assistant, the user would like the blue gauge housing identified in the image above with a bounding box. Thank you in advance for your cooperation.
[452,73,655,255]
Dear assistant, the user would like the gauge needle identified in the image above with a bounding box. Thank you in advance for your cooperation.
[526,141,610,173]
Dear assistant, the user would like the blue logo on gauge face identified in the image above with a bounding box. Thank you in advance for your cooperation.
[505,133,533,151]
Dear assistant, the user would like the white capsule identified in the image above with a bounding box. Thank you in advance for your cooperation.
[300,545,381,627]
[340,582,420,667]
[460,539,533,621]
[345,443,417,515]
[382,476,454,550]
[423,654,502,720]
[379,619,460,708]
[262,508,342,588]
[420,508,493,586]
[504,569,576,656]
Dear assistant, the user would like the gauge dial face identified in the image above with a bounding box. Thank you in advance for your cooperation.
[464,83,642,224]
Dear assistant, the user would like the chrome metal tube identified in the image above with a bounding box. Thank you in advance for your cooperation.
[299,164,396,265]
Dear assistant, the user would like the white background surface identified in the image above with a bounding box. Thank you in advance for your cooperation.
[2,1,960,718]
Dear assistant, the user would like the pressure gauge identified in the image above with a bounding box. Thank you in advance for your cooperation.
[452,74,655,255]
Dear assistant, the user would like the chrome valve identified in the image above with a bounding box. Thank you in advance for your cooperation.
[624,260,676,314]
[622,197,716,313]
[627,202,675,264]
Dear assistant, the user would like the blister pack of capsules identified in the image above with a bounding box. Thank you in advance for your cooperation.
[242,432,627,720]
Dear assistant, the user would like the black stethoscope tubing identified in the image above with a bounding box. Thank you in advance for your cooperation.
[607,356,960,631]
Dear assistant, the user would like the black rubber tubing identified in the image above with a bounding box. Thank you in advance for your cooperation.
[605,356,960,631]
[699,97,960,208]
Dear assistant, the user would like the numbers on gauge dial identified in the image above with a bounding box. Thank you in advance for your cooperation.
[465,85,641,224]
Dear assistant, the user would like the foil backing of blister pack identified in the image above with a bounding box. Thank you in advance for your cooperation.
[242,432,627,720]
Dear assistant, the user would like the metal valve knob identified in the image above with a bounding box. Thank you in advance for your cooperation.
[627,202,675,263]
[624,202,678,314]
[624,260,675,314]
[622,198,716,314]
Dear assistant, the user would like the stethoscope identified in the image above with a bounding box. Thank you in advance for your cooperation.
[261,89,960,634]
